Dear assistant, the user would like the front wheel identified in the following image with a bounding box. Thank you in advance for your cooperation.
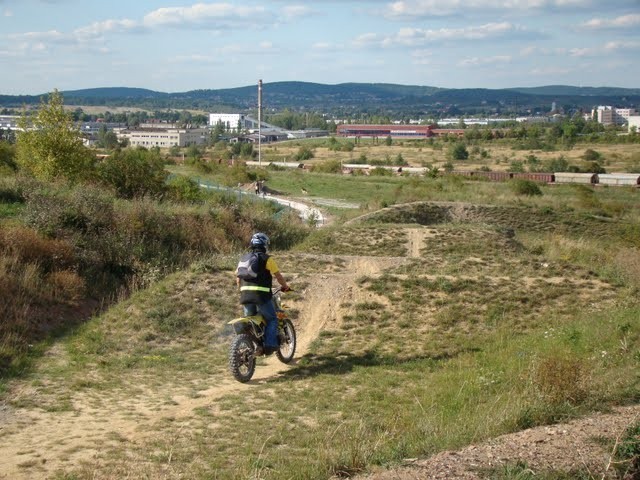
[229,334,256,383]
[276,319,296,364]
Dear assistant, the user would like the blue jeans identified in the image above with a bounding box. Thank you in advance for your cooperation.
[243,299,278,348]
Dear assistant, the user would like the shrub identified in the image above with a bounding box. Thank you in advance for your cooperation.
[582,148,601,161]
[449,142,469,160]
[0,141,17,174]
[98,147,168,199]
[370,167,392,176]
[310,160,341,174]
[532,353,585,405]
[167,176,204,203]
[48,270,85,303]
[511,179,542,196]
[294,146,315,161]
[0,225,76,268]
[0,176,24,203]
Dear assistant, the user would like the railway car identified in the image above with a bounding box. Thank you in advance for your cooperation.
[472,171,513,182]
[597,173,640,187]
[553,172,598,185]
[511,172,555,184]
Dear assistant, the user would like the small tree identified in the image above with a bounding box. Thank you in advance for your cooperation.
[96,125,119,150]
[98,147,167,199]
[449,142,469,160]
[16,89,95,182]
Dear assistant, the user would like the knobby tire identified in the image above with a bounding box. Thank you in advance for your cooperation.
[229,333,256,383]
[276,319,296,364]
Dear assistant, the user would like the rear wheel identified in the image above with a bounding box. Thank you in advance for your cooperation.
[229,334,256,383]
[276,319,296,364]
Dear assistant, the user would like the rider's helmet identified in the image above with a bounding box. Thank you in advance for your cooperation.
[250,232,270,251]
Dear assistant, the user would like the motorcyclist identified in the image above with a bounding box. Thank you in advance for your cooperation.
[236,232,290,355]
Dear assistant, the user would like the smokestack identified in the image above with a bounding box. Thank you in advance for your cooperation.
[258,79,262,166]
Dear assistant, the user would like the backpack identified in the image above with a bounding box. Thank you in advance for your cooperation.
[236,251,264,281]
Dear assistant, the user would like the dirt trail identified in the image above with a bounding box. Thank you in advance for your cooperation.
[0,255,396,480]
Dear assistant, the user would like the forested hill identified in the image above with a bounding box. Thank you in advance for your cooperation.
[1,82,639,115]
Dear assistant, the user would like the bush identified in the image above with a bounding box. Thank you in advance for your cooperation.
[582,148,601,161]
[294,146,315,161]
[167,176,204,203]
[98,147,167,199]
[0,141,17,174]
[511,179,542,196]
[449,142,469,160]
[310,160,341,174]
[533,353,585,404]
[370,167,392,176]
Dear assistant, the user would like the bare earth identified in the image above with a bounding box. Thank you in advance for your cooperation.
[356,405,640,479]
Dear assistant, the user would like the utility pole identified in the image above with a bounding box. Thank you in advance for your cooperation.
[258,79,262,167]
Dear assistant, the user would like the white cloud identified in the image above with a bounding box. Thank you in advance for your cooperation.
[142,3,273,29]
[530,66,572,75]
[354,22,528,48]
[581,13,640,29]
[3,8,12,16]
[384,0,594,18]
[282,5,315,19]
[604,40,640,51]
[74,19,141,38]
[458,55,512,66]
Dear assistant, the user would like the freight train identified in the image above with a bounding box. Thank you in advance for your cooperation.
[245,161,640,187]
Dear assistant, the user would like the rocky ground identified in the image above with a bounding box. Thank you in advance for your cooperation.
[356,405,640,479]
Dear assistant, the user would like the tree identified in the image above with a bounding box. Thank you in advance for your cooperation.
[449,142,469,160]
[0,141,17,173]
[96,125,119,150]
[98,147,167,199]
[16,89,95,182]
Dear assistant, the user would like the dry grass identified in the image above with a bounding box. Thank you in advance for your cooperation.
[261,141,638,172]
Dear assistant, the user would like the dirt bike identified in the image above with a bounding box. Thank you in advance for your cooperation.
[227,288,296,383]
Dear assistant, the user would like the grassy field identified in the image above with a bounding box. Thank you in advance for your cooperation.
[261,139,640,172]
[1,165,639,479]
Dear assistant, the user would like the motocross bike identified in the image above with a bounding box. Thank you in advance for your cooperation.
[227,289,296,383]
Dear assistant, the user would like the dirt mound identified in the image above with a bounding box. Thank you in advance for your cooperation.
[356,405,640,479]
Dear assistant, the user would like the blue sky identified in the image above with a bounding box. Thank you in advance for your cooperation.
[1,0,638,95]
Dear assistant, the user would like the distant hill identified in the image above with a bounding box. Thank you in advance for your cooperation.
[1,82,638,116]
[510,85,640,97]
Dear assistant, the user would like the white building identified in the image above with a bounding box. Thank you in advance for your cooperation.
[0,115,20,130]
[115,128,207,148]
[209,113,245,132]
[593,106,638,126]
[628,116,640,133]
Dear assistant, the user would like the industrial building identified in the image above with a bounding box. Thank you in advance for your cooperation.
[336,124,435,139]
[593,106,638,126]
[209,113,246,132]
[336,124,465,139]
[114,127,207,148]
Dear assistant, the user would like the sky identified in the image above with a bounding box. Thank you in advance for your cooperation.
[0,0,639,95]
